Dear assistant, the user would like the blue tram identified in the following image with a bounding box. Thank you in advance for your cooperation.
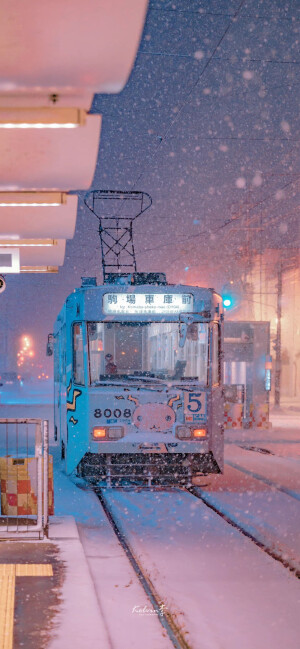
[51,273,224,484]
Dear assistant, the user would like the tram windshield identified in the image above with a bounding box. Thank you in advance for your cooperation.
[88,321,209,385]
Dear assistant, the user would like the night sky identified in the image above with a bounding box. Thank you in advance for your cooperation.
[1,0,299,372]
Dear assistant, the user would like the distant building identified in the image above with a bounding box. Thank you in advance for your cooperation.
[231,249,300,401]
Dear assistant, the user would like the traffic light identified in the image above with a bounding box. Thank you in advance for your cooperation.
[223,296,233,308]
[222,281,242,311]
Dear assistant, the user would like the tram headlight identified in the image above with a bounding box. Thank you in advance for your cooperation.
[176,426,192,439]
[93,427,107,440]
[108,427,124,440]
[192,428,207,439]
[176,426,207,440]
[92,426,124,440]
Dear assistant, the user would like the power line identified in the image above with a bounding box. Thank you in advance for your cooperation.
[129,0,248,193]
[148,7,300,23]
[83,1,299,272]
[82,0,248,257]
[137,175,300,256]
[140,52,300,65]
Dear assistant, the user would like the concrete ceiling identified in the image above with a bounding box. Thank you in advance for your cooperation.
[0,193,77,239]
[0,0,148,273]
[0,113,101,191]
[0,0,148,96]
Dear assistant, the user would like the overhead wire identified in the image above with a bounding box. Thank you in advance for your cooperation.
[81,0,248,268]
[130,0,299,250]
[137,176,300,255]
[128,0,251,193]
[82,0,298,272]
[149,6,299,23]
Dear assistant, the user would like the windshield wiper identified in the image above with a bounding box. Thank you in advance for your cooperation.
[91,379,131,387]
[91,376,167,387]
[127,375,168,383]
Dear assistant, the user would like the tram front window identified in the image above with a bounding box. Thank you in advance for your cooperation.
[88,322,208,385]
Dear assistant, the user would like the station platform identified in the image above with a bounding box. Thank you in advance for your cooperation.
[0,404,107,648]
[0,513,110,649]
[0,439,172,649]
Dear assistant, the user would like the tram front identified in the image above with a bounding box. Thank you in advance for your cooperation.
[69,274,224,484]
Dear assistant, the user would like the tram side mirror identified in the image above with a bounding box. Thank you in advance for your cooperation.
[179,314,194,348]
[0,275,6,294]
[46,333,54,356]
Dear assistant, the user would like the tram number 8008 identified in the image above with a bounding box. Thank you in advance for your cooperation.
[94,408,132,419]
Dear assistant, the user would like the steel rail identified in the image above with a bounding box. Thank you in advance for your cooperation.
[95,487,193,649]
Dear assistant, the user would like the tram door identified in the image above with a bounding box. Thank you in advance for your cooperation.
[53,331,61,442]
[54,326,67,444]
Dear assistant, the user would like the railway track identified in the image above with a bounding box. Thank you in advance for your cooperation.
[94,476,299,649]
[188,485,300,579]
[95,487,193,649]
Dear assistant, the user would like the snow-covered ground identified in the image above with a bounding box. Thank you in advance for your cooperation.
[190,415,300,573]
[101,487,300,649]
[0,380,53,405]
[52,468,173,649]
[194,463,300,572]
[0,399,299,648]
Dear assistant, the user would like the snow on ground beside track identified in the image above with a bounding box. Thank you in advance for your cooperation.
[53,466,173,649]
[225,423,300,459]
[48,516,111,649]
[225,443,300,494]
[103,488,300,649]
[270,407,300,430]
[0,382,53,405]
[197,427,300,570]
[194,464,300,571]
[225,425,300,446]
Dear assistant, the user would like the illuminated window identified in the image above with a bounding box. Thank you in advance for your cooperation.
[73,323,85,385]
[211,323,220,386]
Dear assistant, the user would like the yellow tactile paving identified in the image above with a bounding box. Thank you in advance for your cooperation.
[0,576,15,649]
[0,564,52,649]
[0,566,15,577]
[15,563,53,577]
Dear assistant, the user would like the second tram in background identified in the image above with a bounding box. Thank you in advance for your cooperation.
[50,272,224,485]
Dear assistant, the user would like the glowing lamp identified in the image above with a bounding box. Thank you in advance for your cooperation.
[193,428,207,438]
[93,427,106,440]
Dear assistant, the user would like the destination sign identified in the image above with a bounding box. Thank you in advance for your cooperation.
[103,293,194,314]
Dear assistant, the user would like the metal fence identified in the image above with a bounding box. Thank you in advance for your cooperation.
[0,419,49,539]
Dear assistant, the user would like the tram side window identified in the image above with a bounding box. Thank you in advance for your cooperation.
[62,325,67,385]
[54,335,60,383]
[73,323,85,385]
[88,322,105,383]
[211,323,220,386]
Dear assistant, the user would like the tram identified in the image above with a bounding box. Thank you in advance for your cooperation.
[50,272,224,484]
